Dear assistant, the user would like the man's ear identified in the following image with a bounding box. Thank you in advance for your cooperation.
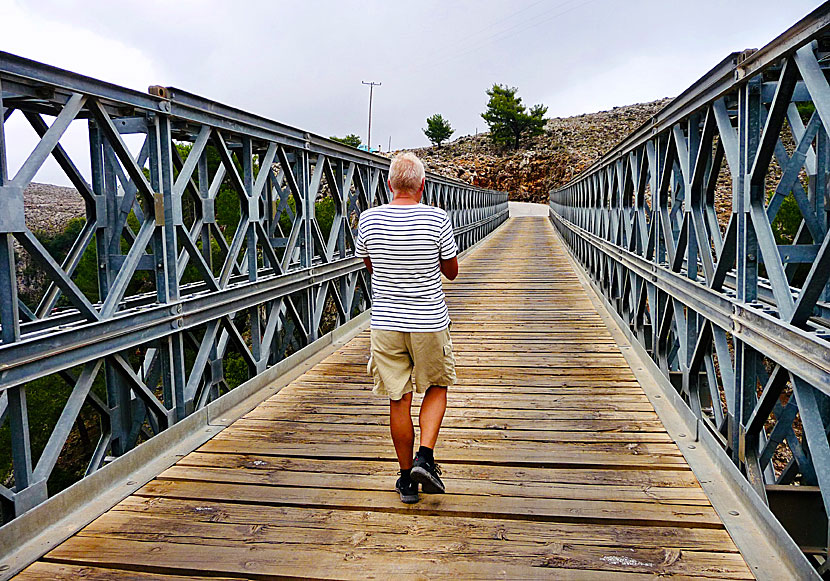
[419,178,425,194]
[388,179,394,195]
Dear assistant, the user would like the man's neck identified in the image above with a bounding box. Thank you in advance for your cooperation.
[389,193,421,205]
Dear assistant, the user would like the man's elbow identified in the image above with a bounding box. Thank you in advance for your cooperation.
[441,258,459,280]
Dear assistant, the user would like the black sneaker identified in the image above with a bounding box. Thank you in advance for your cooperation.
[411,453,445,494]
[395,473,419,504]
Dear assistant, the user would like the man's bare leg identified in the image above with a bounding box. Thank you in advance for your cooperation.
[419,385,447,449]
[389,392,415,469]
[411,385,447,493]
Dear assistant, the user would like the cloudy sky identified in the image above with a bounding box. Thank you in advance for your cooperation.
[0,0,822,184]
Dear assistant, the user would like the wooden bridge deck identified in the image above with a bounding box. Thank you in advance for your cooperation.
[17,217,753,579]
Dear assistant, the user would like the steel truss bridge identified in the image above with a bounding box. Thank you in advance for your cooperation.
[0,3,828,580]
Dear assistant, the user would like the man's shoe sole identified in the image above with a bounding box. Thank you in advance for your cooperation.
[396,485,419,504]
[411,466,445,494]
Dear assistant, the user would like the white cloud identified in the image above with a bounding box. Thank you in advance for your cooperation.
[2,0,157,89]
[2,0,160,185]
[0,0,823,186]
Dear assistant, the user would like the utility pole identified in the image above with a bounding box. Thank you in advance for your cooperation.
[362,81,381,151]
[388,136,391,152]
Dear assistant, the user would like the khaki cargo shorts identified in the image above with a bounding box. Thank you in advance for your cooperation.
[367,326,456,401]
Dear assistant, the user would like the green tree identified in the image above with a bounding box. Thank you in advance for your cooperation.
[330,134,362,148]
[481,84,548,149]
[423,113,454,147]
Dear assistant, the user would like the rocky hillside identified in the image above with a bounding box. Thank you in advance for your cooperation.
[24,183,86,233]
[409,98,673,203]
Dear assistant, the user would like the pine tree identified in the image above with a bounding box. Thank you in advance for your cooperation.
[423,113,454,147]
[481,85,548,149]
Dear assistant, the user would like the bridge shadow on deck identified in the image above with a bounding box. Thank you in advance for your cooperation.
[17,218,752,579]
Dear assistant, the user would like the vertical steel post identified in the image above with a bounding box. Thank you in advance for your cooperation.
[157,113,186,421]
[0,83,39,519]
[243,137,262,362]
[734,76,761,472]
[197,152,212,271]
[685,115,701,414]
[196,149,221,398]
[0,79,19,345]
[817,127,830,303]
[335,161,350,320]
[91,119,132,454]
[298,150,314,343]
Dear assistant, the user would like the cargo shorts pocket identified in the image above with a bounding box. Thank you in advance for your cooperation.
[367,355,383,388]
[441,340,456,382]
[367,355,382,389]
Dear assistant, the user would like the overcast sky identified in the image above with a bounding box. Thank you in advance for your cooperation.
[0,0,822,185]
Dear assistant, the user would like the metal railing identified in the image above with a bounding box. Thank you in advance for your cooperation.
[550,4,830,574]
[0,52,508,522]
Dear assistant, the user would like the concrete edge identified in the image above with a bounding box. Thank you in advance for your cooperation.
[547,217,819,581]
[0,310,371,580]
[508,201,549,217]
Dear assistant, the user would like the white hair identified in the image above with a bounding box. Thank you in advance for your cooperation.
[388,152,425,194]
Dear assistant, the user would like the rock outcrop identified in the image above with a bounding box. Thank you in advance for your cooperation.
[408,98,673,203]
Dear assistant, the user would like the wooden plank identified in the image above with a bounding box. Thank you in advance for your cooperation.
[285,380,649,394]
[130,479,724,528]
[241,410,670,432]
[176,453,700,487]
[294,373,642,387]
[110,495,739,551]
[201,436,690,467]
[215,426,683,453]
[247,403,662,422]
[64,514,753,579]
[261,393,657,411]
[16,561,246,580]
[40,536,691,580]
[314,360,637,370]
[228,418,675,442]
[156,464,710,505]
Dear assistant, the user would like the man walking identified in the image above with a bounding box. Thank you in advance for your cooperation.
[355,152,458,504]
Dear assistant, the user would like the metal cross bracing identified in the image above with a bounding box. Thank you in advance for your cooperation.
[550,4,830,574]
[0,52,508,523]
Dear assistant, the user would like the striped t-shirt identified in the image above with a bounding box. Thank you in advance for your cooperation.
[355,204,457,332]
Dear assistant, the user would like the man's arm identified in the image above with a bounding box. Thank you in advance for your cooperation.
[437,210,458,281]
[363,257,373,274]
[440,257,458,280]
